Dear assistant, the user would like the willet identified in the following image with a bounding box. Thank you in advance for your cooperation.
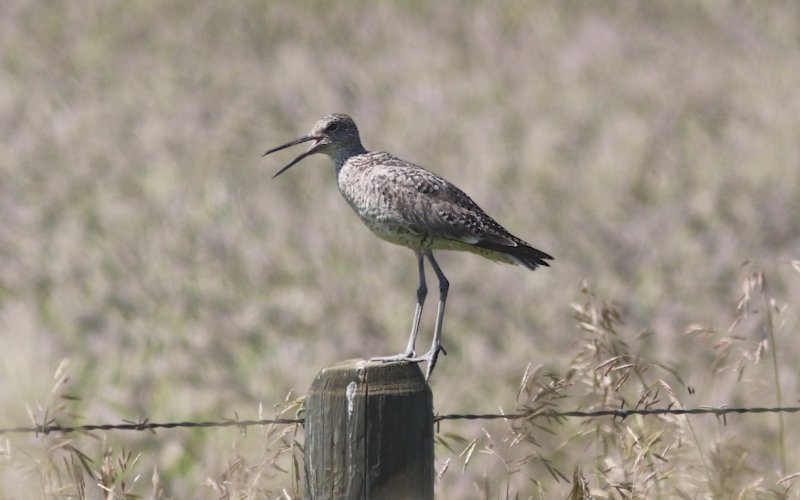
[264,114,552,380]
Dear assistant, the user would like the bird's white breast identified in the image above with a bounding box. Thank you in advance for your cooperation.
[336,158,427,249]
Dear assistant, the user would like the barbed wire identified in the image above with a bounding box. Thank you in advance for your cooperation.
[433,405,800,422]
[0,418,303,436]
[3,405,799,436]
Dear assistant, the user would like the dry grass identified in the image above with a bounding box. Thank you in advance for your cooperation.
[1,0,799,497]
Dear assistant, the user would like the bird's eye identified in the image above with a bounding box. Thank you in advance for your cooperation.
[326,123,339,132]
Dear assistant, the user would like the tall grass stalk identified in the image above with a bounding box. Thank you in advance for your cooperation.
[762,274,786,474]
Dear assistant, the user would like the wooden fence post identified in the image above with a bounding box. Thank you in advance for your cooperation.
[304,359,434,500]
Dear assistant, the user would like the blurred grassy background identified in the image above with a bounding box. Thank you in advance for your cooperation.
[1,0,799,497]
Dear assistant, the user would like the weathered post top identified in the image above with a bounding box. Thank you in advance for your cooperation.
[304,359,434,500]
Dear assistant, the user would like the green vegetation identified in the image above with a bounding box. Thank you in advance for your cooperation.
[1,1,799,497]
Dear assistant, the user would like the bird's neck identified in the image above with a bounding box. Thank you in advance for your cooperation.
[331,142,368,172]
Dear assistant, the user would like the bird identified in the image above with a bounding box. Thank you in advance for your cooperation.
[263,114,552,380]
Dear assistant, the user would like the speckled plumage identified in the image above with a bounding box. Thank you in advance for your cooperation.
[264,114,552,380]
[337,150,552,268]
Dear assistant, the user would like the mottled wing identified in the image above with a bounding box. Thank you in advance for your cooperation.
[378,157,552,269]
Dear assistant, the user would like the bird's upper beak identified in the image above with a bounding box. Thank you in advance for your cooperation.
[262,135,324,178]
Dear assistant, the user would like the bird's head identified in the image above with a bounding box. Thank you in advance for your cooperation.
[264,114,362,178]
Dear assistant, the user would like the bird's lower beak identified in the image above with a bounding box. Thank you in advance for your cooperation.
[262,135,323,178]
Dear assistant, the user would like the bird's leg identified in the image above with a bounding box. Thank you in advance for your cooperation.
[371,251,427,362]
[403,253,427,356]
[420,251,449,380]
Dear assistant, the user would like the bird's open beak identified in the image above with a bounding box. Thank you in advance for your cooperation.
[262,135,323,178]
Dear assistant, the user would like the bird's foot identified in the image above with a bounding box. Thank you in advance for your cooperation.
[421,345,447,381]
[370,345,447,381]
[370,351,417,363]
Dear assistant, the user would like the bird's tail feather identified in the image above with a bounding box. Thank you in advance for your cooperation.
[475,239,553,271]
